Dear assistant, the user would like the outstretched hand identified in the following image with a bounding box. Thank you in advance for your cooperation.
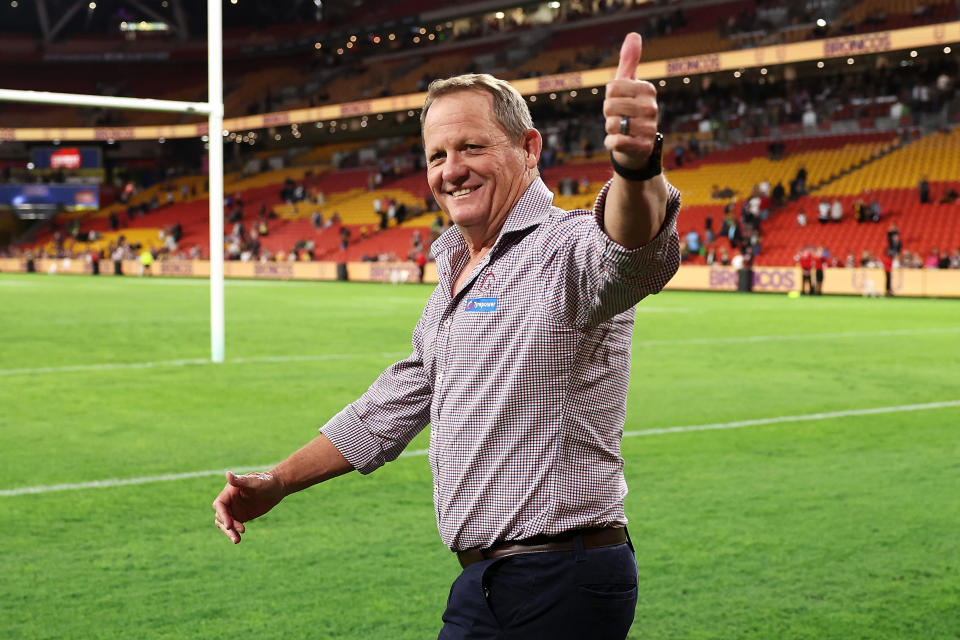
[212,470,285,544]
[603,33,660,170]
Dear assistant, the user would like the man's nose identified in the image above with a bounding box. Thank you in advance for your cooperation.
[442,152,468,184]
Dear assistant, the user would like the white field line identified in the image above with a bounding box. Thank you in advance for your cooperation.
[2,399,958,498]
[2,327,957,378]
[633,326,960,347]
[0,352,411,376]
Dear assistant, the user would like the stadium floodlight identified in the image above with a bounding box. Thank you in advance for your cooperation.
[0,0,226,364]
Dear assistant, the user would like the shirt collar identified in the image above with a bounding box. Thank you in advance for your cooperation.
[431,177,554,257]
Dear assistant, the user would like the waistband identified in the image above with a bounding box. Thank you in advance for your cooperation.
[456,527,627,569]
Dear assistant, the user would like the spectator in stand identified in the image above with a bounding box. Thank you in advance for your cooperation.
[925,248,940,268]
[312,211,324,229]
[796,245,814,295]
[704,215,714,244]
[830,198,843,223]
[794,165,808,196]
[721,211,741,249]
[796,209,807,227]
[939,186,958,204]
[673,140,685,167]
[919,176,931,204]
[685,230,701,256]
[817,200,830,224]
[938,250,951,269]
[855,197,868,223]
[772,181,785,208]
[868,196,881,222]
[711,185,736,199]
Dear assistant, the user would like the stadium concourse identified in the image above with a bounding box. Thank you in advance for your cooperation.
[0,0,959,277]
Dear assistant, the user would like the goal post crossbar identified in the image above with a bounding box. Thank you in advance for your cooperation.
[0,89,212,115]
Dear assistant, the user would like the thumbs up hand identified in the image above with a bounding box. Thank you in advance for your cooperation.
[604,33,659,170]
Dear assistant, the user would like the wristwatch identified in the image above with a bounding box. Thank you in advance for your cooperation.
[610,132,663,182]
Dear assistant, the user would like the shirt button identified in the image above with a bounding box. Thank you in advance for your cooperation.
[436,373,443,384]
[444,319,451,328]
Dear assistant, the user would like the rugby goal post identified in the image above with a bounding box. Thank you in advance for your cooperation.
[0,0,226,363]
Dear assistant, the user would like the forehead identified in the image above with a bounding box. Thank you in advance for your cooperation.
[423,90,505,146]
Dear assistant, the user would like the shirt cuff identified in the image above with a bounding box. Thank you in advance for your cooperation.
[592,178,682,279]
[319,404,387,475]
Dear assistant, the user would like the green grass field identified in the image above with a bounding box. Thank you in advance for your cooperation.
[2,272,958,639]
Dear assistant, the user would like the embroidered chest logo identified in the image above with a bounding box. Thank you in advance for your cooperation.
[477,271,497,294]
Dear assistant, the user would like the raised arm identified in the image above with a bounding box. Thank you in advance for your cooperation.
[602,32,669,249]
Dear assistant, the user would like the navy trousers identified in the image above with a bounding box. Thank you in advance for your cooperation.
[438,539,638,640]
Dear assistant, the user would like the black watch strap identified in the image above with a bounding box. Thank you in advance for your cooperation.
[610,132,663,182]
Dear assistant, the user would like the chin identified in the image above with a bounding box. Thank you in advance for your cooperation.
[445,204,485,227]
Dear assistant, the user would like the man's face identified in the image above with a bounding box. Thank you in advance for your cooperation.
[423,90,535,232]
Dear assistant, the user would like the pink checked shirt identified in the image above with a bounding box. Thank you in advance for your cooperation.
[322,177,681,551]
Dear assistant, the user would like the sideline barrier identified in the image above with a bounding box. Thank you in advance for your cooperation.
[663,265,959,297]
[0,259,956,297]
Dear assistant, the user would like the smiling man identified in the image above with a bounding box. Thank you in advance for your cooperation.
[213,32,680,639]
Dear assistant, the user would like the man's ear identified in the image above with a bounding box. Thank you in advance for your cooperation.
[521,128,542,169]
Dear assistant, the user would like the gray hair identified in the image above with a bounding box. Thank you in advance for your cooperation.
[420,73,534,142]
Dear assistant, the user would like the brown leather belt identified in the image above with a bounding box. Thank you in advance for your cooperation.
[456,527,627,569]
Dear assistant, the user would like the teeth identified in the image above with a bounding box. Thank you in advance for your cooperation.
[452,187,476,197]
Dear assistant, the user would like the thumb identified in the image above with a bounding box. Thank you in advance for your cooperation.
[615,32,643,80]
[226,470,255,488]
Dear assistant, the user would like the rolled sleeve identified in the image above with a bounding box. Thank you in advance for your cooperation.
[548,178,681,329]
[319,320,434,475]
[592,178,682,285]
[320,404,385,475]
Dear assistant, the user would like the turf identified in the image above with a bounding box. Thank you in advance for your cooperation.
[1,272,958,639]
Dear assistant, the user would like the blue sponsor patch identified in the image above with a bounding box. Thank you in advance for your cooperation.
[464,297,498,313]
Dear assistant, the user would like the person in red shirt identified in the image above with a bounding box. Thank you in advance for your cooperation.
[795,245,814,295]
[813,246,827,295]
[415,249,427,283]
[881,250,894,296]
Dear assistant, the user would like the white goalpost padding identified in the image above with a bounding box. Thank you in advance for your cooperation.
[0,0,226,363]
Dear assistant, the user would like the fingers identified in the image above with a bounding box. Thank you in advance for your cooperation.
[615,32,643,80]
[212,492,242,544]
[605,35,658,168]
[215,515,241,544]
[213,471,243,544]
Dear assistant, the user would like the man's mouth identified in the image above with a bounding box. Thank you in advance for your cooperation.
[450,186,480,198]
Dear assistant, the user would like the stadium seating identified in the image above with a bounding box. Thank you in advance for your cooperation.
[669,128,960,265]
